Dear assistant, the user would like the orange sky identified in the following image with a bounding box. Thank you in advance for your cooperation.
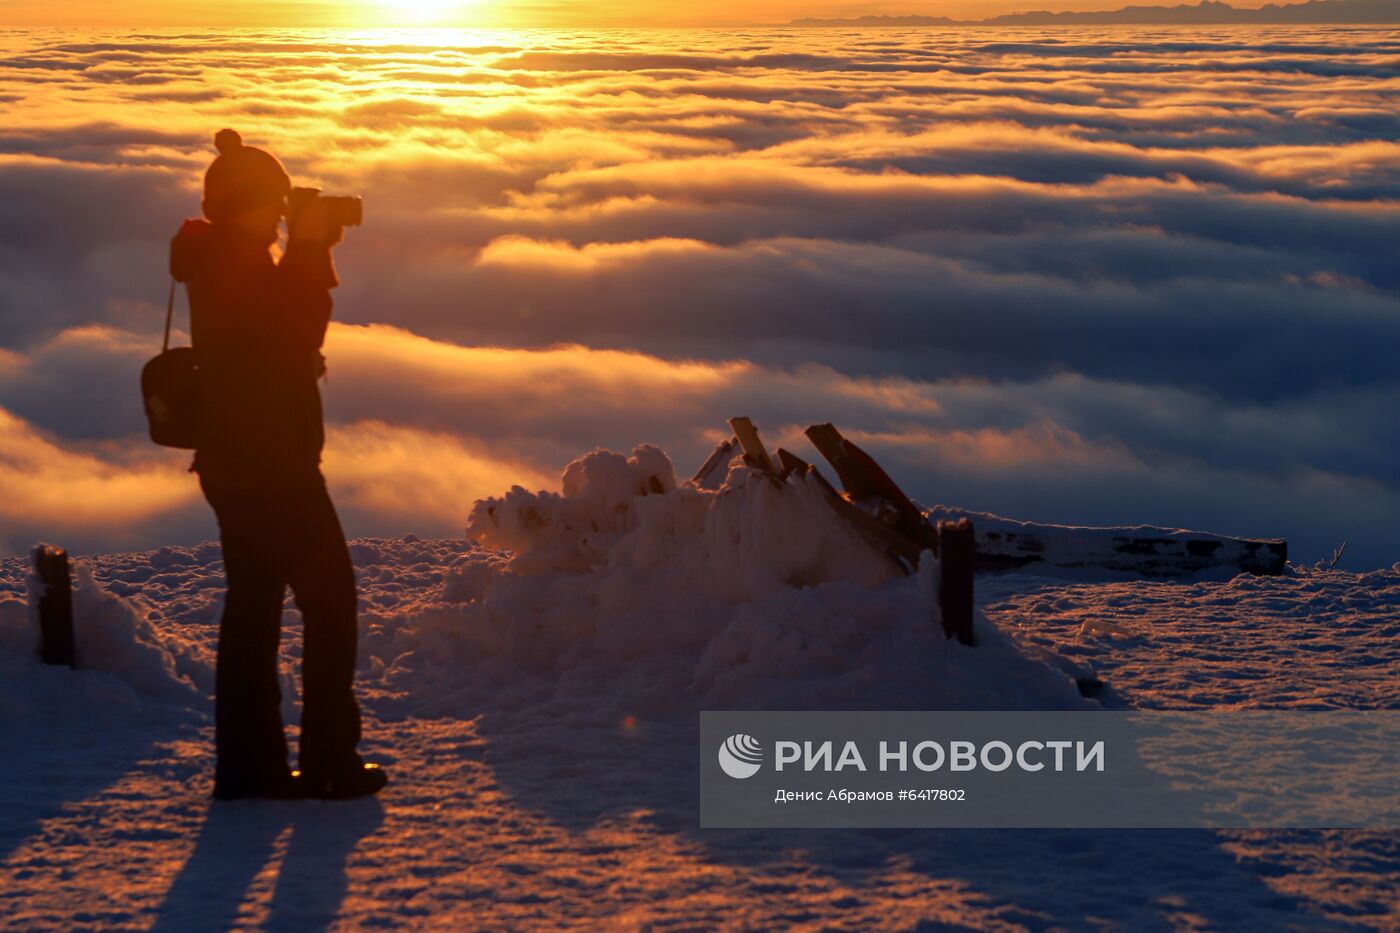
[1,0,1292,28]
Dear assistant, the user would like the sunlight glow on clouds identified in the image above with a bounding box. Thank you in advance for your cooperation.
[1,26,1398,564]
[0,408,197,543]
[0,1,1110,28]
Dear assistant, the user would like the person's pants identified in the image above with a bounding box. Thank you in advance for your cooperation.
[200,473,362,791]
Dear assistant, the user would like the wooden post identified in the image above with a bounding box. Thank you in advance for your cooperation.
[938,519,975,646]
[33,545,76,668]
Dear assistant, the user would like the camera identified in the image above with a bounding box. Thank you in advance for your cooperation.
[287,186,362,228]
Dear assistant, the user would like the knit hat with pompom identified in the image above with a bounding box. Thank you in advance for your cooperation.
[201,129,291,222]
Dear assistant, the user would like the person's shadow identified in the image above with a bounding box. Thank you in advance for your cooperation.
[151,799,383,933]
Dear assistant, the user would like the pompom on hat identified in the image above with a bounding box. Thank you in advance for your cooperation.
[201,128,292,222]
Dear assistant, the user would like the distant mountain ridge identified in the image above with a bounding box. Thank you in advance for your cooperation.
[789,0,1400,26]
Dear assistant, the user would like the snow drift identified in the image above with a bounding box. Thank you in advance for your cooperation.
[367,445,1098,716]
[0,560,212,723]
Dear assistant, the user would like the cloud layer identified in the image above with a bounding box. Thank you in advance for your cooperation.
[1,26,1397,565]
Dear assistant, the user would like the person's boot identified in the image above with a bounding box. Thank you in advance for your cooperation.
[212,768,306,801]
[300,762,388,800]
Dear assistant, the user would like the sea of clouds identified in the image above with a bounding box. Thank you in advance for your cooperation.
[0,26,1397,565]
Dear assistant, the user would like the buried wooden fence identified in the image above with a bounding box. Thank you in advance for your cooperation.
[698,417,1289,649]
[718,417,977,646]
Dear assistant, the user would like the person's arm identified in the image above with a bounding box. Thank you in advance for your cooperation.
[275,200,341,352]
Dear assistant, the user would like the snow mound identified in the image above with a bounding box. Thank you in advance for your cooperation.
[0,558,213,721]
[468,444,895,597]
[364,446,1096,716]
[62,563,213,702]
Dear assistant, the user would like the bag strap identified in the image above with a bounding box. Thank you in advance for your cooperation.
[163,278,176,353]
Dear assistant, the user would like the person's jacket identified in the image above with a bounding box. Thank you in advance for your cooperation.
[170,219,337,488]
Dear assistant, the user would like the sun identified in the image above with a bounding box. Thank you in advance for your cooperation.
[379,0,469,26]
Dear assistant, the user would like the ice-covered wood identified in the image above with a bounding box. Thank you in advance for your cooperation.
[691,436,739,489]
[925,507,1288,578]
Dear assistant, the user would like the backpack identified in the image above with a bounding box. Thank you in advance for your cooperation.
[141,278,198,449]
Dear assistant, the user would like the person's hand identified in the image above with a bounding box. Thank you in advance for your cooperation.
[288,198,344,247]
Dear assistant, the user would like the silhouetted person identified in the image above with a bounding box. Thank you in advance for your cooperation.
[171,129,385,800]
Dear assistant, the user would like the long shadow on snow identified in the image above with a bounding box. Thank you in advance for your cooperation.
[473,708,1366,931]
[151,797,383,933]
[0,680,169,866]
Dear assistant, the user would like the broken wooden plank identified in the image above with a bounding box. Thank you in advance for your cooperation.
[925,507,1288,578]
[938,519,976,646]
[799,464,925,571]
[782,425,974,645]
[33,544,75,668]
[804,422,873,498]
[804,423,939,552]
[727,417,778,475]
[803,427,973,643]
[775,447,810,479]
[691,436,739,490]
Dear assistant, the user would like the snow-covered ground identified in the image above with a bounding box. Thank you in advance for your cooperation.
[1,449,1398,930]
